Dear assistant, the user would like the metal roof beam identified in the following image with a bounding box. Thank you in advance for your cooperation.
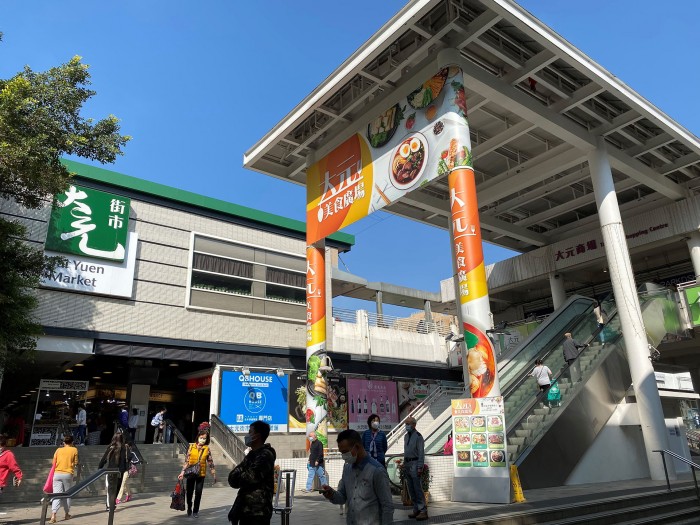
[594,110,644,136]
[659,153,700,175]
[453,10,502,48]
[514,178,638,228]
[502,50,558,85]
[478,147,585,205]
[625,133,675,157]
[472,120,536,159]
[550,82,604,113]
[458,56,594,150]
[605,146,688,200]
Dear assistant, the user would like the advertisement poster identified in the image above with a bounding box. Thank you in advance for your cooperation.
[220,371,288,433]
[451,397,507,472]
[347,378,398,431]
[306,66,471,244]
[398,380,437,420]
[289,373,348,432]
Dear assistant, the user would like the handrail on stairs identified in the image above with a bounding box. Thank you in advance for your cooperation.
[165,419,191,457]
[210,414,247,465]
[653,449,700,501]
[386,385,464,449]
[40,467,120,525]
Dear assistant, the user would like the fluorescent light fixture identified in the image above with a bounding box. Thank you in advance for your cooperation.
[276,368,285,377]
[242,367,251,377]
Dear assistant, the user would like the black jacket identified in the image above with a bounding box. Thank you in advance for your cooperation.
[228,444,276,523]
[308,439,324,466]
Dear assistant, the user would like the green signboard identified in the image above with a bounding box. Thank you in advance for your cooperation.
[684,286,700,327]
[45,185,131,262]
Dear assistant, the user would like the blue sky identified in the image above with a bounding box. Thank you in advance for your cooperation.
[2,1,698,316]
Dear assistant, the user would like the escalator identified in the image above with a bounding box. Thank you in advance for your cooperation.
[419,294,602,455]
[510,288,681,488]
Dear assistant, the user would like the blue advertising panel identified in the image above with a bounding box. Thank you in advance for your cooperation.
[220,371,289,432]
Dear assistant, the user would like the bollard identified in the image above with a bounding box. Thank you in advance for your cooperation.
[281,472,291,525]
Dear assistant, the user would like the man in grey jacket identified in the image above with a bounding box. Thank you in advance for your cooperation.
[321,429,393,524]
[562,332,586,383]
[403,417,427,521]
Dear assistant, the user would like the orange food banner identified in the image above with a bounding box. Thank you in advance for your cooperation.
[306,67,472,244]
[306,244,328,448]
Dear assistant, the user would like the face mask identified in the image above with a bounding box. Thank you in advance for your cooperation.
[371,421,380,430]
[244,434,255,447]
[341,445,357,465]
[198,438,206,445]
[405,424,414,433]
[309,436,315,442]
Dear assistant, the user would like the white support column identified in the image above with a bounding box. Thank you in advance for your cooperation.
[588,138,674,481]
[549,273,566,310]
[686,233,700,283]
[209,365,222,419]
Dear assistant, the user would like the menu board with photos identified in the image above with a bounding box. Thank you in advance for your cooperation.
[451,397,507,470]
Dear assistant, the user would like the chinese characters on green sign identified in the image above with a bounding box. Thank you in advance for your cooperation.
[45,185,131,262]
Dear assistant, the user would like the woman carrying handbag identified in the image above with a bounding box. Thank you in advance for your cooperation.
[178,430,216,518]
[98,433,129,512]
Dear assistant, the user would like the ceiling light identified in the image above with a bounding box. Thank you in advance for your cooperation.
[103,371,112,374]
[169,362,179,367]
[92,376,101,380]
[242,367,251,377]
[65,369,73,373]
[74,363,84,367]
[276,368,285,377]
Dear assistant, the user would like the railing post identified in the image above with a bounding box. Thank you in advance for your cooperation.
[692,465,699,501]
[659,451,671,491]
[140,463,146,492]
[40,498,49,525]
[281,472,291,525]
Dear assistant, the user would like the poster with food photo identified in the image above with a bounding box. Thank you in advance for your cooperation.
[289,373,348,432]
[451,397,508,475]
[306,67,472,244]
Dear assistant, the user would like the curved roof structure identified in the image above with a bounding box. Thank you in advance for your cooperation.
[245,0,700,253]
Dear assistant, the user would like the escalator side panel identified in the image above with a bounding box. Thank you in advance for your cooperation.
[518,343,631,488]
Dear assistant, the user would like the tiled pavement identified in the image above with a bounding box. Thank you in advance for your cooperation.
[0,473,695,525]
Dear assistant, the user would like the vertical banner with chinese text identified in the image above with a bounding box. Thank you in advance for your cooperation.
[306,244,328,448]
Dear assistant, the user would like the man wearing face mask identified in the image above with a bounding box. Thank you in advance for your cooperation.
[303,431,328,492]
[228,421,276,525]
[403,417,427,521]
[321,429,394,524]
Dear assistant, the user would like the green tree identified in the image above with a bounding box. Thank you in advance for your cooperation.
[0,41,130,370]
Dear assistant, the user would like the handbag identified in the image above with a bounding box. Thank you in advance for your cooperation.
[43,461,56,493]
[128,463,138,477]
[183,445,203,478]
[170,480,186,511]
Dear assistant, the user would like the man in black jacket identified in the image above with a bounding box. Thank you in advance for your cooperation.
[304,431,328,492]
[228,421,276,525]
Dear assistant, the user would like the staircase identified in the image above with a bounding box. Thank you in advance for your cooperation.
[4,443,227,504]
[386,386,464,454]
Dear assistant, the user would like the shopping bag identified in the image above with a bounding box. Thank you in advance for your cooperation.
[547,380,561,405]
[43,462,56,493]
[401,478,412,506]
[170,480,186,511]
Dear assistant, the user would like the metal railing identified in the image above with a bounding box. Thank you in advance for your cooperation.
[40,467,120,525]
[386,385,464,450]
[273,469,297,525]
[165,419,191,457]
[653,449,700,501]
[210,414,247,465]
[332,307,453,336]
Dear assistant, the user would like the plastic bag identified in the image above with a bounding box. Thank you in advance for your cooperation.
[170,480,186,511]
[43,462,56,493]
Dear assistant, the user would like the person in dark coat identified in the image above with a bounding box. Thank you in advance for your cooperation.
[228,421,276,525]
[304,431,328,491]
[98,433,130,512]
[562,332,586,383]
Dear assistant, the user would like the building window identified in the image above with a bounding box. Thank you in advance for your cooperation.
[188,233,306,319]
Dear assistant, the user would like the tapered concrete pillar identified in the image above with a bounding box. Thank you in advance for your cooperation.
[685,233,700,284]
[588,138,674,481]
[549,273,566,310]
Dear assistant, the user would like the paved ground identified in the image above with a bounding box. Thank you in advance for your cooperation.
[0,474,694,525]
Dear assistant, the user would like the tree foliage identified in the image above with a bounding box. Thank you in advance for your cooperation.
[0,42,130,368]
